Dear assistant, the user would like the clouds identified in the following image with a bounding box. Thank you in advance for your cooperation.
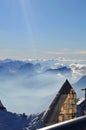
[48,51,65,55]
[48,49,86,55]
[75,50,86,55]
[47,49,86,61]
[56,57,86,62]
[70,63,86,76]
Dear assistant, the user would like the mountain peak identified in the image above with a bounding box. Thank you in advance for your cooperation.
[0,100,6,110]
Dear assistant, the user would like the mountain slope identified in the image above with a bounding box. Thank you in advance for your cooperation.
[0,109,44,130]
[0,99,44,130]
[73,75,86,87]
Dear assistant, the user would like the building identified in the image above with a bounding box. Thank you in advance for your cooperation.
[42,80,77,126]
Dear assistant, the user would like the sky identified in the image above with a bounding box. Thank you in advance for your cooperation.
[0,0,86,61]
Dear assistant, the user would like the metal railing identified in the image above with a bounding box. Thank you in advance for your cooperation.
[39,116,86,130]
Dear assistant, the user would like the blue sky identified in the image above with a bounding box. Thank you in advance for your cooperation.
[0,0,86,60]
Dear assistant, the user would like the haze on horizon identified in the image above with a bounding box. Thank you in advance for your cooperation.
[0,0,86,61]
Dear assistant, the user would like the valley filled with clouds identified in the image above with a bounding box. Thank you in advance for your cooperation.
[0,59,86,114]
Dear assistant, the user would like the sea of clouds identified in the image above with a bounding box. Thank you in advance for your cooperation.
[0,59,86,114]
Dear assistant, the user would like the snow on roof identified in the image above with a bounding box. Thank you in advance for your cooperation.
[77,98,85,105]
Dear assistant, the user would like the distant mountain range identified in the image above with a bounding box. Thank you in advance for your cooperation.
[0,59,72,77]
[0,59,86,87]
[0,59,86,84]
[45,66,71,75]
[0,59,42,77]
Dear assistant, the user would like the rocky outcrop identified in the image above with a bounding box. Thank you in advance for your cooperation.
[0,100,6,110]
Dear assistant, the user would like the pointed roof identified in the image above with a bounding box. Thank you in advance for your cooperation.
[48,80,75,109]
[58,79,75,94]
[42,80,76,125]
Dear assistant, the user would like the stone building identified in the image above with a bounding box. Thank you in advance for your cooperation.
[42,80,77,126]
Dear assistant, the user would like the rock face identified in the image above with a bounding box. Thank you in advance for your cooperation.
[0,100,6,110]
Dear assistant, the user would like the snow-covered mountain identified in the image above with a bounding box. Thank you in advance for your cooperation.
[0,109,44,130]
[0,99,44,130]
[73,75,86,88]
